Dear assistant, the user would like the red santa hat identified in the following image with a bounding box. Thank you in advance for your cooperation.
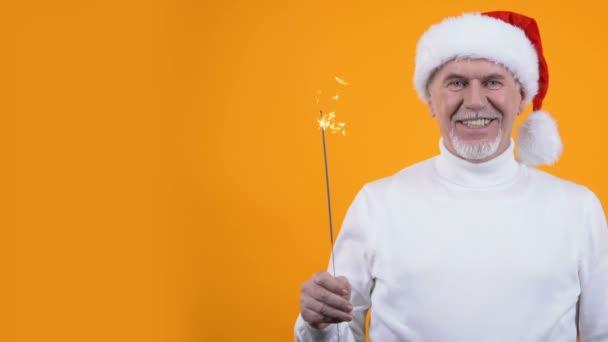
[414,11,562,166]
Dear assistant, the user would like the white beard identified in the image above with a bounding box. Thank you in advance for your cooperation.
[449,128,502,161]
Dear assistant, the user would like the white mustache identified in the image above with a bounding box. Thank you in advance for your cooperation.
[451,112,502,123]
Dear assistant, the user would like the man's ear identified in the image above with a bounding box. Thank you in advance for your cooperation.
[428,98,436,118]
[518,89,526,115]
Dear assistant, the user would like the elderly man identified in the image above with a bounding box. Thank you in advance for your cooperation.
[295,11,608,342]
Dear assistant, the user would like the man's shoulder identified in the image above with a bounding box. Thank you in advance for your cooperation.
[362,157,435,194]
[527,166,597,200]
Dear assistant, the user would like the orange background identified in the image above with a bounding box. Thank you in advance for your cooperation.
[10,1,608,341]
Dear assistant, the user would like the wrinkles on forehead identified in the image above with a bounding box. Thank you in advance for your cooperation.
[426,57,523,92]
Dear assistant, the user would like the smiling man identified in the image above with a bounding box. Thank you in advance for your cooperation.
[428,58,523,163]
[295,11,608,342]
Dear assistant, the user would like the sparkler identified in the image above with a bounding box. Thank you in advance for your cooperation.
[316,77,348,273]
[316,77,348,340]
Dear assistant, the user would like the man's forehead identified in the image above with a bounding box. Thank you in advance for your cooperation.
[435,58,515,79]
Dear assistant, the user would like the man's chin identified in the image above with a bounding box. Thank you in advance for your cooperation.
[450,138,501,161]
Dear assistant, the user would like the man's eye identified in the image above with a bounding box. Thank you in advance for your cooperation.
[486,80,502,88]
[448,80,464,88]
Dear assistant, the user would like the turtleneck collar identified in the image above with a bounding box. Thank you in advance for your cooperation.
[433,138,521,187]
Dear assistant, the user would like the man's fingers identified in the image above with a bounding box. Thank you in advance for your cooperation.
[335,276,352,298]
[302,308,351,325]
[316,299,353,322]
[310,283,353,313]
[302,298,353,323]
[300,272,354,327]
[313,272,350,296]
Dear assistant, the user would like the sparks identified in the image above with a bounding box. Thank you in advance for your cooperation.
[335,76,349,86]
[318,111,346,135]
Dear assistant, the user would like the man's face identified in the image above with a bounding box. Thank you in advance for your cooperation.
[427,59,526,162]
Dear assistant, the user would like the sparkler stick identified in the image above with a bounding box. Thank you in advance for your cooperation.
[317,77,348,341]
[319,110,338,279]
[317,102,347,275]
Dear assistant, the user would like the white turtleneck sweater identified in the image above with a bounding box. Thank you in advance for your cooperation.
[295,140,608,342]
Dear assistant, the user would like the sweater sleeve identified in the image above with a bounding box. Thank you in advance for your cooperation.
[295,186,376,342]
[577,191,608,342]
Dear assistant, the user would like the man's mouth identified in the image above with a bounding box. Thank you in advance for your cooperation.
[458,118,495,128]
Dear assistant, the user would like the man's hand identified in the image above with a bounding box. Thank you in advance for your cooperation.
[300,272,353,329]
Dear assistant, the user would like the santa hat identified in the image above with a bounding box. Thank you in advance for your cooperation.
[414,11,562,166]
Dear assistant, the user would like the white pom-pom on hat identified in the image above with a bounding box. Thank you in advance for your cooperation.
[516,110,562,165]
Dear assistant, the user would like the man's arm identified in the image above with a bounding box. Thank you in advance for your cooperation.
[578,192,608,341]
[295,187,376,342]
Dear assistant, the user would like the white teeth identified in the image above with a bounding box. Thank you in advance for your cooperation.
[461,118,491,128]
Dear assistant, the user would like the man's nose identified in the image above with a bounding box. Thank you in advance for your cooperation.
[464,82,486,111]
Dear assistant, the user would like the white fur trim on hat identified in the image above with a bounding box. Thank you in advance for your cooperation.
[414,13,539,105]
[516,110,563,166]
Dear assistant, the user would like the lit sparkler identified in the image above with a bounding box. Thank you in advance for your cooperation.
[317,78,349,340]
[318,111,346,135]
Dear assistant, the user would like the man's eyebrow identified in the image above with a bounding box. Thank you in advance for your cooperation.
[482,73,506,80]
[441,73,507,82]
[442,73,466,81]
